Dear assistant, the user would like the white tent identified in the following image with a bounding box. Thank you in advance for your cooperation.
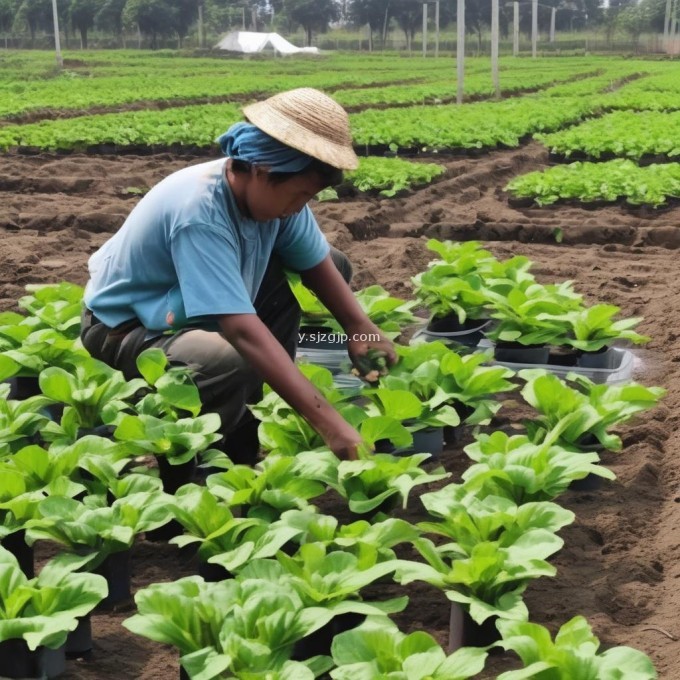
[214,31,320,55]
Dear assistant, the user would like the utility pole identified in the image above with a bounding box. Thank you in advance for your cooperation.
[491,0,500,98]
[435,1,440,57]
[513,1,519,56]
[51,0,63,68]
[422,2,427,57]
[456,0,465,104]
[198,1,204,48]
[531,0,538,57]
[664,0,672,47]
[550,7,556,42]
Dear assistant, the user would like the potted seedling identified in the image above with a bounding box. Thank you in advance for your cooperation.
[496,616,658,679]
[484,280,583,364]
[0,546,107,679]
[330,616,489,680]
[536,303,650,370]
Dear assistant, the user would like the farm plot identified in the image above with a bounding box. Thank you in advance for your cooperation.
[1,51,680,680]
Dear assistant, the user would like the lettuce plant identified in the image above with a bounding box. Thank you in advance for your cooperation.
[520,371,666,451]
[39,357,146,435]
[484,280,583,346]
[18,282,84,339]
[113,412,223,465]
[0,383,54,456]
[167,484,293,571]
[287,274,416,339]
[461,432,615,503]
[395,528,563,625]
[418,484,574,550]
[411,240,533,323]
[241,544,408,617]
[496,616,658,679]
[133,347,204,419]
[274,509,419,562]
[0,328,89,383]
[330,616,488,680]
[123,575,334,680]
[25,492,173,569]
[206,454,330,522]
[0,546,107,651]
[381,343,516,426]
[333,451,450,515]
[534,303,649,352]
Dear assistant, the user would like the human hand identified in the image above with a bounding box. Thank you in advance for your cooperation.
[322,420,367,461]
[347,324,397,384]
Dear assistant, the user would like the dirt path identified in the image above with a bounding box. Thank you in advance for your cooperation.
[3,146,680,678]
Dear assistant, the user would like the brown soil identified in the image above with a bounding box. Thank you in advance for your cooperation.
[4,144,680,679]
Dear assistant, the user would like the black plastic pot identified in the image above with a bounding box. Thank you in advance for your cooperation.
[578,346,618,370]
[568,435,605,492]
[4,376,41,400]
[448,603,500,652]
[65,615,92,659]
[292,612,365,660]
[197,560,233,583]
[0,639,45,679]
[547,346,581,367]
[179,663,189,680]
[146,456,195,542]
[419,316,491,348]
[42,645,66,679]
[0,639,66,679]
[493,342,550,365]
[444,403,475,445]
[94,550,132,610]
[1,530,34,578]
[375,424,444,459]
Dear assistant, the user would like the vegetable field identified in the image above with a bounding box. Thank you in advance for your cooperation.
[1,50,680,680]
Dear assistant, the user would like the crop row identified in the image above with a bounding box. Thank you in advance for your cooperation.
[537,110,680,161]
[0,95,594,153]
[505,159,680,207]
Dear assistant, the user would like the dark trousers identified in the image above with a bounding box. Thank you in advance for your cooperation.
[80,249,352,443]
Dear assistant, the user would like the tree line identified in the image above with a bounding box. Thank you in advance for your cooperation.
[0,0,675,51]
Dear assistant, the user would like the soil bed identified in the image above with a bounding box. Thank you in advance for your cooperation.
[3,142,680,679]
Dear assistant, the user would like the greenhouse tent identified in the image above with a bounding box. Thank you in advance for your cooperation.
[214,31,320,55]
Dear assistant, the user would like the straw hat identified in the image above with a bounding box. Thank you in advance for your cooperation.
[242,88,359,171]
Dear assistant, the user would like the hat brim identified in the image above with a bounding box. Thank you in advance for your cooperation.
[243,100,359,171]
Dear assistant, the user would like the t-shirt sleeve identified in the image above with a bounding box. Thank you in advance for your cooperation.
[275,205,330,271]
[170,223,256,319]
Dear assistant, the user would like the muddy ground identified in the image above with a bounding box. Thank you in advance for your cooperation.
[3,144,680,679]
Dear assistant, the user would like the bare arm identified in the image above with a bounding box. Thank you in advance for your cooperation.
[218,313,363,459]
[300,254,397,367]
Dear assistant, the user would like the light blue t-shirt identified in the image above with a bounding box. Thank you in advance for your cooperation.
[84,159,330,331]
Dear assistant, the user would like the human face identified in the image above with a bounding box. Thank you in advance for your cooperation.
[243,168,324,222]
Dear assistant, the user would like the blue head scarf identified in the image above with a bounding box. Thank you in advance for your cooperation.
[217,121,314,173]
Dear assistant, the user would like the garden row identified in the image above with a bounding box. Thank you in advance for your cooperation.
[0,53,637,119]
[0,240,663,678]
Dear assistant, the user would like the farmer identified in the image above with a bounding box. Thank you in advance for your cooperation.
[80,87,396,464]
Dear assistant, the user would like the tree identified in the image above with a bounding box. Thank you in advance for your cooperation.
[392,0,420,51]
[348,0,389,48]
[0,0,15,43]
[95,0,126,42]
[618,2,653,50]
[70,0,101,48]
[173,0,195,46]
[13,0,52,45]
[285,0,339,46]
[123,0,177,48]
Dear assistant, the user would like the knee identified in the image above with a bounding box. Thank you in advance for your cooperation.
[330,247,353,284]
